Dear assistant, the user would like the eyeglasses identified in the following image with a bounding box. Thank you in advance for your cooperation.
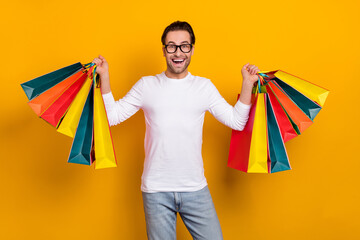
[164,44,193,53]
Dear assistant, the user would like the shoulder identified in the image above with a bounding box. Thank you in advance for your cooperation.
[190,73,209,81]
[141,75,158,81]
[133,74,162,93]
[132,74,158,86]
[140,74,161,85]
[191,74,217,90]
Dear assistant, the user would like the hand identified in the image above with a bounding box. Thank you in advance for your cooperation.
[239,63,261,105]
[92,55,109,77]
[241,63,260,86]
[92,55,111,94]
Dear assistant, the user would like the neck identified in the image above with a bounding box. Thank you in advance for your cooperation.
[165,69,188,79]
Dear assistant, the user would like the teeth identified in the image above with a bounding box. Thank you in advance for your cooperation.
[173,59,184,63]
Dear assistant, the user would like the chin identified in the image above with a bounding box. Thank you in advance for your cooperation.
[173,68,186,74]
[168,63,190,75]
[167,65,185,75]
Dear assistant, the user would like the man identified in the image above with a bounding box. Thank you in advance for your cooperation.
[92,21,259,240]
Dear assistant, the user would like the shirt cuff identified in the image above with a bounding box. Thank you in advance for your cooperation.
[235,99,251,110]
[102,91,116,105]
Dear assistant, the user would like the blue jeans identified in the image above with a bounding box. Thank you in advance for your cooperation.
[142,185,223,240]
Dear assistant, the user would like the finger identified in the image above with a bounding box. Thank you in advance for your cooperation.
[252,65,259,71]
[243,63,249,70]
[249,65,256,74]
[250,65,259,74]
[92,58,100,64]
[94,62,100,67]
[101,56,107,63]
[253,66,259,73]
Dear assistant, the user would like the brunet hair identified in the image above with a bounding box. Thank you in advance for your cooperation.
[161,21,196,45]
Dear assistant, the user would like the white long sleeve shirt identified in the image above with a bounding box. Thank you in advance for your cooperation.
[102,72,251,193]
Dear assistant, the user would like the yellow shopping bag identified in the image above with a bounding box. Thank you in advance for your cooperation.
[247,93,268,173]
[57,74,93,137]
[93,84,117,169]
[228,90,270,173]
[273,70,329,107]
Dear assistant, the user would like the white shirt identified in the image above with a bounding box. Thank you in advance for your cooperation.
[102,72,251,193]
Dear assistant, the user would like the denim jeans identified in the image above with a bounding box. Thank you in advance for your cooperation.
[142,185,223,240]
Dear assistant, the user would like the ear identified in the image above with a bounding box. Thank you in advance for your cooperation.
[191,45,195,56]
[162,46,166,57]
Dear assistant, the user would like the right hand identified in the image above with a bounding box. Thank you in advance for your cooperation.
[92,55,111,94]
[92,55,109,77]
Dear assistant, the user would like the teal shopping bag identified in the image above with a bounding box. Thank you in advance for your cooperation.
[266,94,291,173]
[68,83,94,165]
[21,62,83,100]
[273,78,322,120]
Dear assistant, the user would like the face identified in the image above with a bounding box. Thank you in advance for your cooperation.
[163,30,194,78]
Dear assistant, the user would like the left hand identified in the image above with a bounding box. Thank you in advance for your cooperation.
[241,63,260,85]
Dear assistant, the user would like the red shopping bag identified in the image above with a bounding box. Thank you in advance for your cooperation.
[228,92,269,173]
[266,85,298,142]
[40,71,88,127]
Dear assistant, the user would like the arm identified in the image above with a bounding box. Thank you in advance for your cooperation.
[208,63,260,131]
[92,55,143,126]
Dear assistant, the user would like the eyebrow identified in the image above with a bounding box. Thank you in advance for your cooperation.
[167,41,190,44]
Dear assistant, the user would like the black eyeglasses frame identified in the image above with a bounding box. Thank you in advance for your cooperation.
[163,44,193,53]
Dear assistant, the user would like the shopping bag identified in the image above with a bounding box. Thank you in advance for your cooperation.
[228,71,329,173]
[266,85,298,142]
[227,96,256,172]
[27,70,86,116]
[228,89,290,173]
[273,78,321,121]
[93,82,117,169]
[267,81,313,133]
[68,83,94,165]
[57,74,93,137]
[272,70,329,107]
[247,93,268,172]
[21,62,118,169]
[228,93,268,173]
[266,94,291,173]
[40,71,88,127]
[21,62,83,100]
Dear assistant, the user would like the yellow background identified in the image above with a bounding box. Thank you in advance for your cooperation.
[1,0,359,239]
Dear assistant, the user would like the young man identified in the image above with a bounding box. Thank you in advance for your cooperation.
[93,21,259,240]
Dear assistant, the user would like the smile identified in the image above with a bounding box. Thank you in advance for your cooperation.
[172,59,185,65]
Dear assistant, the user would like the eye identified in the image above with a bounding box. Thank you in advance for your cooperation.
[182,44,190,50]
